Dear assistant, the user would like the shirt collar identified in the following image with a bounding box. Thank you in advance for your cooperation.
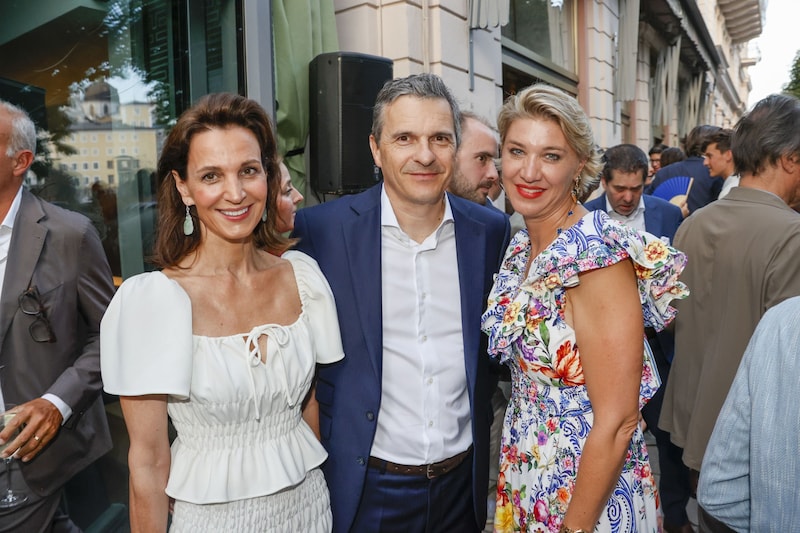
[380,183,454,231]
[1,186,23,230]
[605,194,645,217]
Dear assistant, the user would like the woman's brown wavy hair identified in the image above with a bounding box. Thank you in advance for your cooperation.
[152,93,290,267]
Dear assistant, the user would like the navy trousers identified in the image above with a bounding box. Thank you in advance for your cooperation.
[642,336,691,528]
[350,450,479,533]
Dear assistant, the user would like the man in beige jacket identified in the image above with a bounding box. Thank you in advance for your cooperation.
[660,93,800,532]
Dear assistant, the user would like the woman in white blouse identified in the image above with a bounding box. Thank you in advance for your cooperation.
[100,93,343,532]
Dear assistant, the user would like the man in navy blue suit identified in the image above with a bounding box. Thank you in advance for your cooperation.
[584,143,691,533]
[293,73,510,532]
[585,143,683,241]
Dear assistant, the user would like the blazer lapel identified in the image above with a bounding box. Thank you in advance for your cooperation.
[342,189,383,380]
[451,197,486,395]
[643,197,661,235]
[0,190,46,351]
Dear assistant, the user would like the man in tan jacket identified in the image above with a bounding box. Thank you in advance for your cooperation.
[660,93,800,532]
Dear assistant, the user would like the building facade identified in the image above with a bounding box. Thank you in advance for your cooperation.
[0,0,765,281]
[331,0,763,149]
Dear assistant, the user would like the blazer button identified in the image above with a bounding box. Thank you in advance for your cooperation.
[357,456,366,466]
[366,411,375,421]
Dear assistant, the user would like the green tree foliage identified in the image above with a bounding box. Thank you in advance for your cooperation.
[784,50,800,99]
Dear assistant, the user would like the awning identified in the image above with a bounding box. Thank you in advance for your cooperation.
[679,74,703,138]
[641,0,720,74]
[651,35,681,130]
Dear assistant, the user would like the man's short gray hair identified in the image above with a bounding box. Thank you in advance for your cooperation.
[371,73,461,147]
[0,99,37,157]
[732,94,800,177]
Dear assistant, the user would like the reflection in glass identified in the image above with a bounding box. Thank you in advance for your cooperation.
[0,0,241,279]
[503,0,576,73]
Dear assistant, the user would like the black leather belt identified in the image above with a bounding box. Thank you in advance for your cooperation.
[368,446,472,479]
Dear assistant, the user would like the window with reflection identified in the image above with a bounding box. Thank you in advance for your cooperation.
[0,0,241,281]
[503,0,576,74]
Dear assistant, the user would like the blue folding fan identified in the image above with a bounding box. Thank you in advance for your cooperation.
[651,176,693,202]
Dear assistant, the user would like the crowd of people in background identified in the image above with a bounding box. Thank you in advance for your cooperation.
[0,73,798,533]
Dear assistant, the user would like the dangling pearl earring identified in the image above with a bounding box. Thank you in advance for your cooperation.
[261,207,267,223]
[183,205,194,236]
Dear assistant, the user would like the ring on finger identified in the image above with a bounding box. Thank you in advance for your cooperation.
[33,435,40,442]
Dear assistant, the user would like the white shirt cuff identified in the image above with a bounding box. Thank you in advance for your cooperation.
[41,394,72,425]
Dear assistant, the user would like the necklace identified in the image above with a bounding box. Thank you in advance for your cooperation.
[556,208,575,235]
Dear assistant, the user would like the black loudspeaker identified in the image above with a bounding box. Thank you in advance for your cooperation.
[310,52,393,194]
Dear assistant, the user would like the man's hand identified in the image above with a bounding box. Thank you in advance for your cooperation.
[0,398,63,462]
[678,198,690,218]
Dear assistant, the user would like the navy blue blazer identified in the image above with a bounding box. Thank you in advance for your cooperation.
[293,184,510,532]
[583,193,683,244]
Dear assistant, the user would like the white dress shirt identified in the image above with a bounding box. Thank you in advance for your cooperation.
[0,186,23,303]
[606,195,646,233]
[370,187,472,464]
[490,189,505,212]
[0,186,71,421]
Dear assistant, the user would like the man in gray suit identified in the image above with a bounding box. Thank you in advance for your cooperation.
[0,100,114,531]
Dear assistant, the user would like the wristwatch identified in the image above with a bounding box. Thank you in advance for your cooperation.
[559,527,588,533]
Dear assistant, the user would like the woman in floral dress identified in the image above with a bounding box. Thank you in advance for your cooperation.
[481,84,688,533]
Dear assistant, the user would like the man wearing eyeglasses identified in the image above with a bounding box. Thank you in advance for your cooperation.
[0,100,114,531]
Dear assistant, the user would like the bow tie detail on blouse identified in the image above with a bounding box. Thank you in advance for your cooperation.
[243,324,293,420]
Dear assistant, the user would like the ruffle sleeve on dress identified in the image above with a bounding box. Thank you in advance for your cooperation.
[283,250,345,365]
[481,230,539,365]
[617,227,689,332]
[527,211,689,332]
[481,212,689,365]
[100,271,193,399]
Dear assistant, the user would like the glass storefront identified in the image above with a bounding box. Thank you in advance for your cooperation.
[1,3,247,525]
[0,0,242,281]
[501,0,578,96]
[503,0,576,74]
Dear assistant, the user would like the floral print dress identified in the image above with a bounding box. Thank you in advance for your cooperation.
[481,211,688,533]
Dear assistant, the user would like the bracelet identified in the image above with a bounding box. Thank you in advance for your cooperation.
[559,527,588,533]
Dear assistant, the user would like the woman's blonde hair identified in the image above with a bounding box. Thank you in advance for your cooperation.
[497,84,602,198]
